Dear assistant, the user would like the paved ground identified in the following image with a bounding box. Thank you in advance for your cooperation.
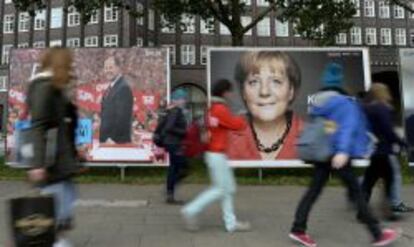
[0,181,413,247]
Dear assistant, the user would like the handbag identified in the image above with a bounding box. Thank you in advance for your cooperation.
[9,193,56,247]
[20,127,58,168]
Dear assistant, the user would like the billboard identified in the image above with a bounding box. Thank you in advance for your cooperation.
[7,48,169,165]
[399,49,414,166]
[208,47,371,167]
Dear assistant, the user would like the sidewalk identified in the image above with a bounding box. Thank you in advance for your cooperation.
[0,181,413,247]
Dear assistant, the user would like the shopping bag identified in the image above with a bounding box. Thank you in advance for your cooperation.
[9,195,56,247]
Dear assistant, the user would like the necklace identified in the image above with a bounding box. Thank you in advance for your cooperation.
[249,112,292,154]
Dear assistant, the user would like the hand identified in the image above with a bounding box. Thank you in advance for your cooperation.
[208,116,219,127]
[28,168,47,183]
[105,138,115,144]
[331,153,349,170]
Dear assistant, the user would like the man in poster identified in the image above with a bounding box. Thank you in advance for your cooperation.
[99,56,133,144]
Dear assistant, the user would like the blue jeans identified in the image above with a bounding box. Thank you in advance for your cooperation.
[41,180,77,230]
[182,152,237,231]
[389,154,402,206]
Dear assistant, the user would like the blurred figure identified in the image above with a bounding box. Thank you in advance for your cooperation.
[181,79,251,233]
[289,63,400,247]
[362,83,413,219]
[99,56,133,144]
[26,48,80,247]
[163,89,189,204]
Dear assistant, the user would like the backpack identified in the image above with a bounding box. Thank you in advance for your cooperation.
[296,117,335,163]
[152,110,169,147]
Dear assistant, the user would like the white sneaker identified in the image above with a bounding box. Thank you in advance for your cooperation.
[53,238,73,247]
[227,221,252,233]
[181,209,199,232]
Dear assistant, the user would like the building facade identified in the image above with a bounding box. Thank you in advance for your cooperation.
[0,0,412,127]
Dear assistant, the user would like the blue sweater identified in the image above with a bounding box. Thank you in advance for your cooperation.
[310,90,371,158]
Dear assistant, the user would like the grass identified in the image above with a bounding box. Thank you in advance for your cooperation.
[1,156,413,186]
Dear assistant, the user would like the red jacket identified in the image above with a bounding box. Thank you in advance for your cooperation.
[207,97,247,152]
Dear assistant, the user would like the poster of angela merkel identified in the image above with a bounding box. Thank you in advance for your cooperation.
[7,48,169,165]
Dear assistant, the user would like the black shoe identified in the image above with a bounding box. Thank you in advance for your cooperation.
[385,213,402,222]
[392,202,414,213]
[166,196,184,205]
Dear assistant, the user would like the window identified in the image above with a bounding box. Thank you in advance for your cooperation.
[182,15,195,34]
[2,45,13,64]
[85,36,98,47]
[257,17,270,36]
[242,16,252,35]
[275,20,289,37]
[350,27,362,45]
[104,5,118,22]
[161,15,175,33]
[34,10,46,30]
[4,15,14,33]
[394,5,405,19]
[365,28,377,45]
[410,29,414,46]
[104,35,118,47]
[378,1,390,18]
[5,0,12,4]
[200,18,214,34]
[181,45,195,65]
[395,28,406,46]
[200,46,208,65]
[33,41,45,48]
[336,33,347,45]
[351,0,360,17]
[411,3,414,18]
[50,40,62,47]
[19,13,30,32]
[241,0,251,5]
[137,3,144,25]
[68,6,81,27]
[51,8,63,28]
[18,43,29,48]
[89,12,99,24]
[220,23,231,35]
[162,44,175,65]
[0,76,7,92]
[292,22,301,37]
[148,41,154,47]
[148,9,155,30]
[257,0,269,6]
[136,38,143,47]
[364,0,375,17]
[67,38,80,47]
[380,28,392,45]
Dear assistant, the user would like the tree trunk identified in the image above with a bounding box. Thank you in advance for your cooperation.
[231,32,244,46]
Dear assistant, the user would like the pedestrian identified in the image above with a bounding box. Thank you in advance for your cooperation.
[163,89,189,204]
[361,83,412,220]
[289,63,400,247]
[26,48,81,247]
[181,79,251,233]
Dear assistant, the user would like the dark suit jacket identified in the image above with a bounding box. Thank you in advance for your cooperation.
[100,75,133,143]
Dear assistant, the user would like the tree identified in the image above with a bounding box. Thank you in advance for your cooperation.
[12,0,356,46]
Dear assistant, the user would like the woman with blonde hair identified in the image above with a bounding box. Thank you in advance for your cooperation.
[360,83,411,221]
[26,47,80,247]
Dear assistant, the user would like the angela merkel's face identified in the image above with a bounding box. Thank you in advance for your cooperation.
[242,60,294,123]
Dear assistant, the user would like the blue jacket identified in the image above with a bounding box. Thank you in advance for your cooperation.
[310,90,372,158]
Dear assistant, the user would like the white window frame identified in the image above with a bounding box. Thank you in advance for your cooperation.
[395,28,406,46]
[0,76,7,92]
[85,36,98,47]
[161,15,175,33]
[2,45,13,64]
[88,12,99,24]
[50,40,62,47]
[351,0,360,17]
[136,38,143,47]
[410,29,414,46]
[220,23,231,35]
[411,3,414,18]
[33,41,45,48]
[104,5,118,22]
[378,1,390,18]
[67,38,80,48]
[256,0,269,6]
[4,15,14,33]
[241,16,252,35]
[200,18,214,34]
[394,5,405,19]
[380,28,392,45]
[136,3,144,25]
[181,45,195,65]
[182,15,195,34]
[34,10,46,30]
[364,0,375,17]
[103,35,118,47]
[148,41,154,47]
[336,33,347,45]
[162,44,176,65]
[350,27,362,45]
[200,45,208,65]
[275,20,289,37]
[19,12,30,32]
[67,6,81,27]
[51,8,63,29]
[365,28,377,45]
[18,43,29,48]
[148,9,155,31]
[5,0,12,4]
[257,17,270,36]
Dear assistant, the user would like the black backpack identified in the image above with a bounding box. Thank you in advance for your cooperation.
[153,110,169,147]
